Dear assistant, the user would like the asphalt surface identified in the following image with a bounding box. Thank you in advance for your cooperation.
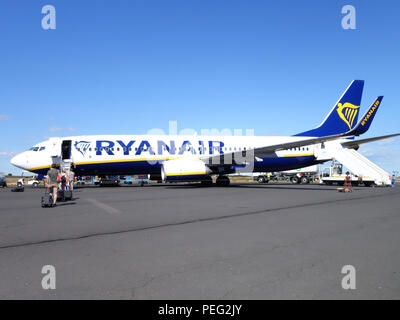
[0,182,399,299]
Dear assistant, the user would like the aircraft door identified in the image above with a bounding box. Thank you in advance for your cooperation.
[62,140,72,160]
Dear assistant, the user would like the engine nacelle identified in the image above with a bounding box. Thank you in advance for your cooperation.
[161,158,211,182]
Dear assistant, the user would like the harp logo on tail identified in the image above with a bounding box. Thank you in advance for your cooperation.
[336,102,360,129]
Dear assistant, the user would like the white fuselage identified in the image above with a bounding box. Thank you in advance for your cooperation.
[10,134,341,176]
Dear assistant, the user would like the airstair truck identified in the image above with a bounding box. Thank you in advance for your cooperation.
[320,160,391,187]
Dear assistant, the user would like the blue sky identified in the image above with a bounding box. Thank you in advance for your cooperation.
[0,0,399,175]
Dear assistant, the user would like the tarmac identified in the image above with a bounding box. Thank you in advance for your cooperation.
[0,182,399,299]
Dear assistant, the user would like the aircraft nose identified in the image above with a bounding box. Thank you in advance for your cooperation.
[10,153,27,169]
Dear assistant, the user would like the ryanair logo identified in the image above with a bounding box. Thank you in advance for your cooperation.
[74,141,91,156]
[336,102,360,129]
[361,99,380,126]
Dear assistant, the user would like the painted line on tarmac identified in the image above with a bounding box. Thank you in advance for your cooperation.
[86,198,120,215]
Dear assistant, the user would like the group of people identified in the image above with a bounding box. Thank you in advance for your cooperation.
[45,164,75,205]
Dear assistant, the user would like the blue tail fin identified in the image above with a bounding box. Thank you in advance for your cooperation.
[295,80,364,137]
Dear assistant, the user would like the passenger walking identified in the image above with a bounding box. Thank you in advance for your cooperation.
[46,164,59,206]
[344,171,352,192]
[61,168,69,191]
[69,167,75,191]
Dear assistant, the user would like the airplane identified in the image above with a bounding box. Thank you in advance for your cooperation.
[10,80,399,186]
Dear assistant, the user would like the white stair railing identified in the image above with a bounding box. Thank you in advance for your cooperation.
[333,148,391,185]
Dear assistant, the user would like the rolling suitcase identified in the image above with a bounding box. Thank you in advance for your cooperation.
[41,190,53,207]
[64,187,72,201]
[57,189,64,201]
[58,186,72,201]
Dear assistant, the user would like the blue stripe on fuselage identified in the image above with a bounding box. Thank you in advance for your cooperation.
[30,156,317,176]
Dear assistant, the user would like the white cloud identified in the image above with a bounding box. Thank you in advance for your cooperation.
[48,127,63,132]
[48,127,77,132]
[0,114,11,120]
[376,137,397,146]
[358,144,400,172]
[0,151,17,158]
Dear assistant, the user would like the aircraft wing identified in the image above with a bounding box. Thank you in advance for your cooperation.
[341,133,400,148]
[202,131,350,165]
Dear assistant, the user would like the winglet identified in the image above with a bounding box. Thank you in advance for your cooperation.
[346,96,383,136]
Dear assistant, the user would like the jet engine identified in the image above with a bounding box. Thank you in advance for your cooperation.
[161,158,211,182]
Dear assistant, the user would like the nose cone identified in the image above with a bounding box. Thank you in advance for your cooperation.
[10,153,27,170]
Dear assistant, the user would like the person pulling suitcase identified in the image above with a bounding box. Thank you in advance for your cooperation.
[45,164,59,207]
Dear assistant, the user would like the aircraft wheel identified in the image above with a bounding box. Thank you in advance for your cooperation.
[201,176,213,186]
[216,176,230,187]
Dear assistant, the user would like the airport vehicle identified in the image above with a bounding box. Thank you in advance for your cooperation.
[320,162,376,187]
[123,175,149,186]
[17,178,24,187]
[254,165,318,184]
[16,176,40,187]
[97,175,120,187]
[123,176,133,184]
[253,173,271,184]
[27,178,40,188]
[283,165,319,184]
[76,176,91,185]
[10,81,399,186]
[0,175,7,188]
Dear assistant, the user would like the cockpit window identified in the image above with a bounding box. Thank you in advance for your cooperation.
[39,147,45,151]
[30,147,39,151]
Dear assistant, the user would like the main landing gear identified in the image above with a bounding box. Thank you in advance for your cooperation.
[216,175,230,187]
[200,176,213,186]
[200,175,231,187]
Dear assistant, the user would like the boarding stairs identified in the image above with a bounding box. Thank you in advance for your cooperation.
[60,159,72,172]
[332,148,392,186]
